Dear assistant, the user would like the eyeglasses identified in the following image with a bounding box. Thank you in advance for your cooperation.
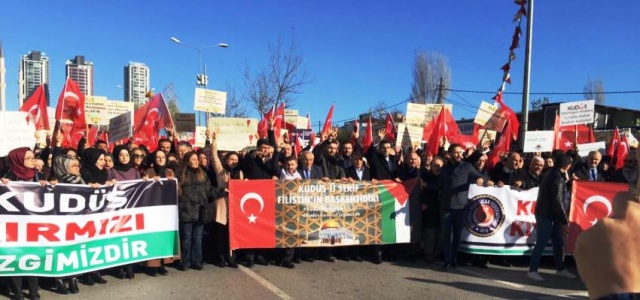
[133,154,144,159]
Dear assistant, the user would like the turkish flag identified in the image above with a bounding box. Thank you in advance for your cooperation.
[321,104,335,137]
[294,134,303,158]
[274,103,285,141]
[487,121,512,170]
[87,125,99,146]
[458,124,480,150]
[257,106,275,139]
[55,78,87,148]
[426,107,460,156]
[493,91,519,141]
[361,116,373,154]
[229,179,276,249]
[20,85,50,130]
[615,133,630,170]
[132,93,174,152]
[607,127,621,160]
[567,180,628,252]
[384,112,395,142]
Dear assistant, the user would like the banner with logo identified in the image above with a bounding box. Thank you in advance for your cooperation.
[228,179,417,250]
[559,100,595,126]
[460,185,555,255]
[567,181,628,253]
[0,179,179,277]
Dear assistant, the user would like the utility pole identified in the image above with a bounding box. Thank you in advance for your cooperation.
[436,76,444,104]
[519,0,534,150]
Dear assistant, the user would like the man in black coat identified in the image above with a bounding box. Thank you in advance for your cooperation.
[366,139,400,182]
[491,152,526,188]
[572,151,605,182]
[518,156,545,190]
[298,151,324,180]
[527,153,577,282]
[345,152,372,182]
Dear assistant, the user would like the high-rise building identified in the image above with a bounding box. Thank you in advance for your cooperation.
[124,62,150,107]
[66,55,94,96]
[19,50,50,106]
[0,41,6,111]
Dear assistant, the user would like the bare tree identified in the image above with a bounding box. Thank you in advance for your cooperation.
[530,96,550,111]
[409,51,452,104]
[243,31,310,115]
[583,77,605,105]
[161,82,181,121]
[369,101,403,120]
[224,83,247,118]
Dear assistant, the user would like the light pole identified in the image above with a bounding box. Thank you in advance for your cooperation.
[170,36,228,125]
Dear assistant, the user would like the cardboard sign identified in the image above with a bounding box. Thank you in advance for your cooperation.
[108,112,132,143]
[405,103,452,125]
[395,123,424,148]
[0,112,36,156]
[474,101,506,133]
[85,96,134,126]
[194,88,227,114]
[208,117,259,151]
[577,141,606,158]
[523,131,555,153]
[174,113,196,133]
[559,100,595,126]
[194,126,208,148]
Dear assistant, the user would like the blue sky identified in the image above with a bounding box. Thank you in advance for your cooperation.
[1,0,639,129]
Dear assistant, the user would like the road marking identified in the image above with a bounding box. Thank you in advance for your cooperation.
[239,266,294,300]
[457,267,526,289]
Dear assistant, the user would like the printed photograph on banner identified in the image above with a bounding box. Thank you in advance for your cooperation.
[523,131,555,153]
[208,117,259,151]
[559,99,595,126]
[0,111,36,156]
[228,179,417,250]
[194,88,227,114]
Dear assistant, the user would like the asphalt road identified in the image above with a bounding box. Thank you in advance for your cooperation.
[1,259,588,300]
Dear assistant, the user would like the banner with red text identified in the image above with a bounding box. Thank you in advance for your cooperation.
[228,179,417,250]
[0,179,179,277]
[566,180,628,253]
[460,185,554,255]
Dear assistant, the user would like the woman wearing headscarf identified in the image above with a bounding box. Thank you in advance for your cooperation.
[177,151,218,271]
[210,131,243,268]
[143,150,177,276]
[51,154,84,294]
[78,148,110,285]
[1,147,49,300]
[107,145,140,279]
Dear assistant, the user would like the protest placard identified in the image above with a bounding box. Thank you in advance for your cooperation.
[0,111,36,156]
[108,112,132,143]
[522,131,555,153]
[405,103,452,125]
[208,117,259,151]
[194,126,208,148]
[577,141,606,157]
[85,96,134,126]
[559,100,595,126]
[194,88,227,114]
[395,123,424,148]
[174,113,196,133]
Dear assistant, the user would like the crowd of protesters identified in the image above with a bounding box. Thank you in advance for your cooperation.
[0,115,637,300]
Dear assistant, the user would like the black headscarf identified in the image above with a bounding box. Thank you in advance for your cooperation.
[80,148,107,184]
[152,151,167,178]
[113,145,133,172]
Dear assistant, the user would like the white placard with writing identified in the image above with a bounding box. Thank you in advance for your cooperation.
[523,131,555,153]
[0,112,36,156]
[559,100,595,126]
[194,88,227,114]
[194,126,208,148]
[577,141,606,158]
[208,117,259,151]
[405,103,452,125]
[395,123,424,148]
[108,112,132,143]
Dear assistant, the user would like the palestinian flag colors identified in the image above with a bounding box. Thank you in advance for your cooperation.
[228,179,417,250]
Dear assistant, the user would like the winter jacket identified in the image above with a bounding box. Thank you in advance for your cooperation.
[178,170,218,222]
[535,168,569,225]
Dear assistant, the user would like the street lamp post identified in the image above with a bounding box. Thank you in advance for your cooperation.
[170,36,228,126]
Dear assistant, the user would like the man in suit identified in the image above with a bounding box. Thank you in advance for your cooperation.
[573,151,605,182]
[298,151,324,180]
[345,152,372,182]
[491,151,526,188]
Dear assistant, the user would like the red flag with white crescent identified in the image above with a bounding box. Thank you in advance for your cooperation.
[321,104,334,137]
[132,93,173,152]
[229,180,276,249]
[55,78,87,148]
[20,85,50,130]
[567,181,627,252]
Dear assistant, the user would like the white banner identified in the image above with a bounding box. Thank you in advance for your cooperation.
[194,126,208,148]
[108,112,132,143]
[523,131,555,153]
[405,103,452,125]
[395,123,424,148]
[559,100,595,126]
[85,96,133,126]
[194,88,227,114]
[0,112,36,156]
[461,185,552,255]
